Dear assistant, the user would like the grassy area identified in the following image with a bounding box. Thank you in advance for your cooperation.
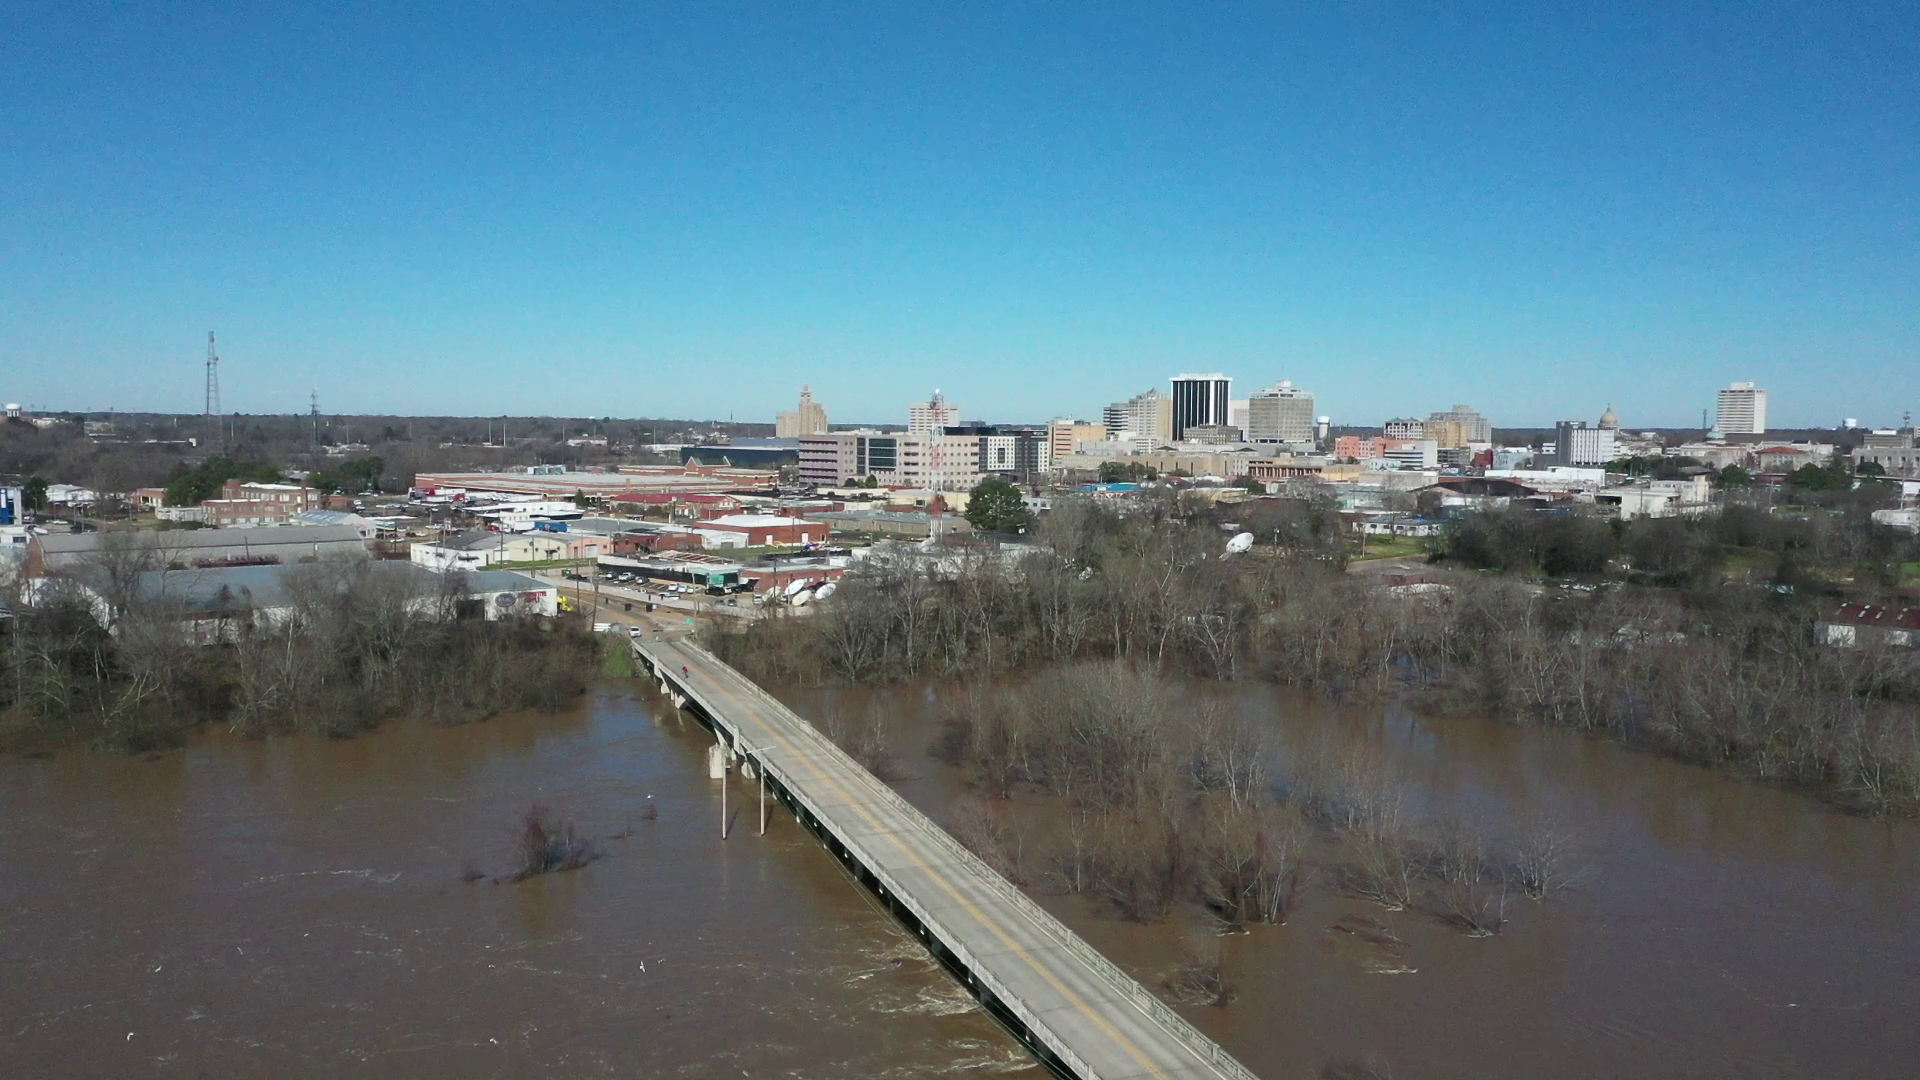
[1347,535,1429,562]
[596,634,636,677]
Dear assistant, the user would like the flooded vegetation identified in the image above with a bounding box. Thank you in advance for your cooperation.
[780,677,1920,1080]
[711,495,1920,814]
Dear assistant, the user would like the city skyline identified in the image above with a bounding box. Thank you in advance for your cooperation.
[4,6,1915,427]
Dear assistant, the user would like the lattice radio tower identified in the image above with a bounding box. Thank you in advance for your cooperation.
[204,331,222,449]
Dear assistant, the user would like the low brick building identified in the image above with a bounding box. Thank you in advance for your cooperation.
[697,514,827,546]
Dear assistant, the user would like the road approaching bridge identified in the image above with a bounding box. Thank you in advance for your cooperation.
[636,636,1258,1080]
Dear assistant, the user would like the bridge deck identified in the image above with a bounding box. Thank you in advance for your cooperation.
[637,637,1255,1080]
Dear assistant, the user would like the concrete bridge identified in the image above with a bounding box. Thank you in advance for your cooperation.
[636,636,1258,1080]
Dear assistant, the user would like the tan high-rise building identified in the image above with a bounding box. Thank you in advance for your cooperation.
[1424,404,1492,448]
[775,386,830,438]
[908,390,961,435]
[1101,389,1173,445]
[1048,418,1109,460]
[1246,380,1315,443]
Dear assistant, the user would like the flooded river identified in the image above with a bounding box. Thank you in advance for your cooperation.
[4,675,1917,1079]
[779,682,1920,1080]
[0,685,1031,1078]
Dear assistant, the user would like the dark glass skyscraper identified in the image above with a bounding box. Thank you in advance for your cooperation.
[1169,374,1232,440]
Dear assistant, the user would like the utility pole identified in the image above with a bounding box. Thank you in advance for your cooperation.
[204,332,221,451]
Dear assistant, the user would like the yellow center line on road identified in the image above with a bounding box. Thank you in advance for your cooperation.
[665,642,1196,1080]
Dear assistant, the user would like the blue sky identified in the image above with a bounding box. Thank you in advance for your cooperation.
[3,2,1915,428]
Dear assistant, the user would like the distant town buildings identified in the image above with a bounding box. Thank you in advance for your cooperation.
[1856,429,1919,478]
[1169,374,1232,441]
[1716,381,1768,435]
[1555,420,1619,466]
[1246,381,1316,443]
[1424,404,1493,448]
[1051,418,1110,459]
[907,390,960,436]
[775,386,831,438]
[1101,390,1173,447]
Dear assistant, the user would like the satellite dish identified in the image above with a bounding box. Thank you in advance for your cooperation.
[813,582,837,599]
[783,578,812,597]
[790,589,813,607]
[1224,532,1254,555]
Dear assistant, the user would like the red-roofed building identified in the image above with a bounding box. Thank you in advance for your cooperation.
[1817,604,1920,648]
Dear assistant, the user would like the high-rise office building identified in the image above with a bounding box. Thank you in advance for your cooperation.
[1555,420,1618,466]
[1246,381,1316,443]
[1716,381,1768,435]
[1170,374,1232,441]
[1101,389,1174,445]
[1425,404,1493,447]
[774,386,830,437]
[907,390,960,435]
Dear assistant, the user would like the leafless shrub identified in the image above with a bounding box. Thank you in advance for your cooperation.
[1096,811,1188,922]
[1345,828,1420,911]
[951,796,1025,885]
[508,804,600,882]
[1189,701,1268,808]
[1194,796,1306,925]
[1162,934,1234,1006]
[826,699,902,781]
[1044,808,1103,895]
[1429,879,1508,937]
[1509,815,1581,900]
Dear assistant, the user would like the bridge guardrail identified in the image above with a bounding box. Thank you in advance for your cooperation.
[652,640,1258,1080]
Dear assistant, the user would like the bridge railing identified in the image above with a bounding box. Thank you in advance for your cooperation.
[655,640,1259,1080]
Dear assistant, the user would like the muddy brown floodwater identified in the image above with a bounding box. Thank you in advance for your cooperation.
[6,675,1917,1080]
[777,681,1920,1080]
[0,684,1036,1079]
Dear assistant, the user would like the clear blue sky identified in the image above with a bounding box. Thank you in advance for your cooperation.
[3,2,1915,428]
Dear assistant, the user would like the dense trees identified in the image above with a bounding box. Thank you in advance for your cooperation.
[310,455,386,495]
[1436,497,1916,588]
[163,456,282,507]
[964,476,1031,534]
[1,557,597,751]
[713,494,1920,814]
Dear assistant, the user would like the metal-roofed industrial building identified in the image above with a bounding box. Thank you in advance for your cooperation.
[30,525,370,576]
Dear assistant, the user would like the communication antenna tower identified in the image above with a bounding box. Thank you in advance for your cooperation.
[310,389,321,449]
[204,332,221,449]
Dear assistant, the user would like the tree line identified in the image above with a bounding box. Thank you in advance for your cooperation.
[2,545,597,752]
[711,493,1920,814]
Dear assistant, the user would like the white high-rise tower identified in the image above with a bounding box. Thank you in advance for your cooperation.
[1716,381,1768,435]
